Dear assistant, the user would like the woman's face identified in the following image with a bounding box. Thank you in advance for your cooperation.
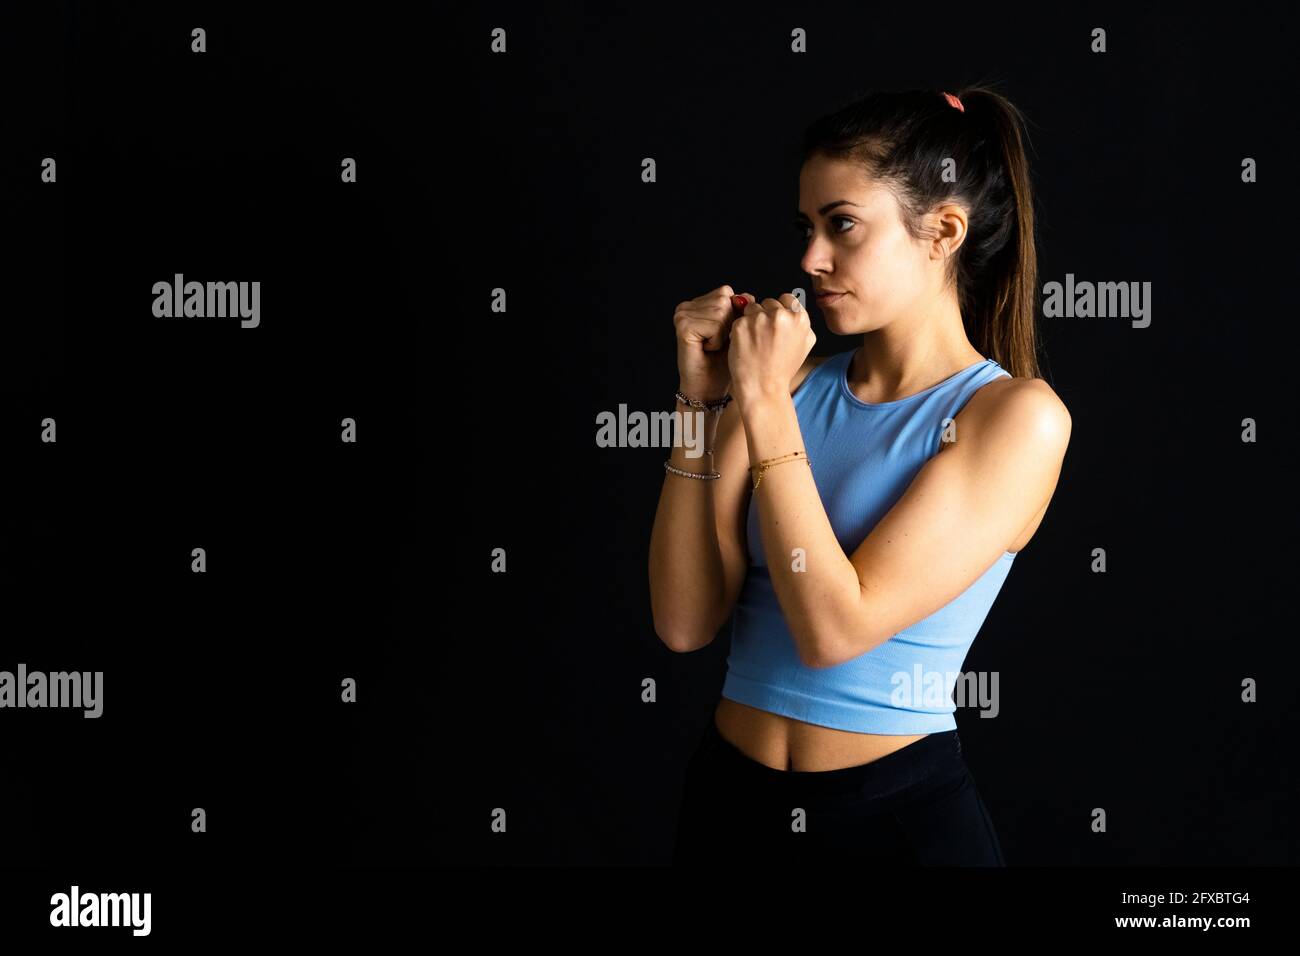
[796,153,940,336]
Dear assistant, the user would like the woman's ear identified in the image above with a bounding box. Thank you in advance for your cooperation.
[931,202,969,260]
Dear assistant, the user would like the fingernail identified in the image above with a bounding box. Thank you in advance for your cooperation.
[733,295,748,308]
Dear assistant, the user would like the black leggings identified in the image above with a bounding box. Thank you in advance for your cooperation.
[672,715,1006,865]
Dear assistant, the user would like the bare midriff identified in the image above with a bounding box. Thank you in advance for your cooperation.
[713,697,931,772]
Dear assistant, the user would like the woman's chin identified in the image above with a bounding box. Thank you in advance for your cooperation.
[823,312,857,334]
[822,304,882,336]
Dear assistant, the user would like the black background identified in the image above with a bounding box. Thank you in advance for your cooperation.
[3,1,434,871]
[0,0,1295,919]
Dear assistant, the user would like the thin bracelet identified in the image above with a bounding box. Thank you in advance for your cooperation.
[665,459,720,480]
[750,451,809,490]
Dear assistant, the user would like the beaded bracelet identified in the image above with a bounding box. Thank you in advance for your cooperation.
[750,451,809,490]
[664,459,720,480]
[675,389,732,412]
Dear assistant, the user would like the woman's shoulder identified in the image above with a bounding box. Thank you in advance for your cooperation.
[963,372,1072,448]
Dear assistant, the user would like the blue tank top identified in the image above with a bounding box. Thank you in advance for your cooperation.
[722,347,1016,734]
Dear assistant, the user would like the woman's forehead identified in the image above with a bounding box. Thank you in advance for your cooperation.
[798,160,892,215]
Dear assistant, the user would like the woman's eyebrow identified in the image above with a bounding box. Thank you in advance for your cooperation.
[794,200,864,221]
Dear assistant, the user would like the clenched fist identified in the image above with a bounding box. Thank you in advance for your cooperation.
[727,293,817,405]
[672,285,756,401]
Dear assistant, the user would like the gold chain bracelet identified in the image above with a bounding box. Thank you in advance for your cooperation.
[750,451,809,490]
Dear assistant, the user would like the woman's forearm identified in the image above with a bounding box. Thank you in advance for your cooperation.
[740,390,860,668]
[648,399,727,651]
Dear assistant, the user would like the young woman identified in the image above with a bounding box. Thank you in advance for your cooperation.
[649,86,1071,864]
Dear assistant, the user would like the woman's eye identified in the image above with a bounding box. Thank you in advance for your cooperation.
[796,217,854,240]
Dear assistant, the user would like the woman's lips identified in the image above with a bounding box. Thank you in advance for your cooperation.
[816,292,847,305]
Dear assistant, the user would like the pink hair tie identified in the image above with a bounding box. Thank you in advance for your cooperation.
[942,91,965,112]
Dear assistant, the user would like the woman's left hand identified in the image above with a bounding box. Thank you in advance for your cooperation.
[727,293,817,406]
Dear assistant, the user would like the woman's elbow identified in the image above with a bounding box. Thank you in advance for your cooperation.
[654,618,716,654]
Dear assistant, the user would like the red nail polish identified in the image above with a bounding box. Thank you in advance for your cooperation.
[733,295,748,308]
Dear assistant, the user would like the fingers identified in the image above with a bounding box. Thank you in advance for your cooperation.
[703,322,730,351]
[710,293,750,349]
[777,292,805,314]
[703,289,745,350]
[707,289,750,349]
[762,295,807,315]
[675,286,739,351]
[739,294,807,320]
[675,309,724,349]
[683,290,806,353]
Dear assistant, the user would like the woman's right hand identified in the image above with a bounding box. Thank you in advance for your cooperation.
[673,284,754,401]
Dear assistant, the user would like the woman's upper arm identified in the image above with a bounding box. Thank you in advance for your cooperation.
[841,377,1071,654]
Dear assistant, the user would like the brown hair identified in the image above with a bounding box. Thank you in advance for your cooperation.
[801,82,1044,380]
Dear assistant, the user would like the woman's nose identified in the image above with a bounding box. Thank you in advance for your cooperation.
[801,245,830,275]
